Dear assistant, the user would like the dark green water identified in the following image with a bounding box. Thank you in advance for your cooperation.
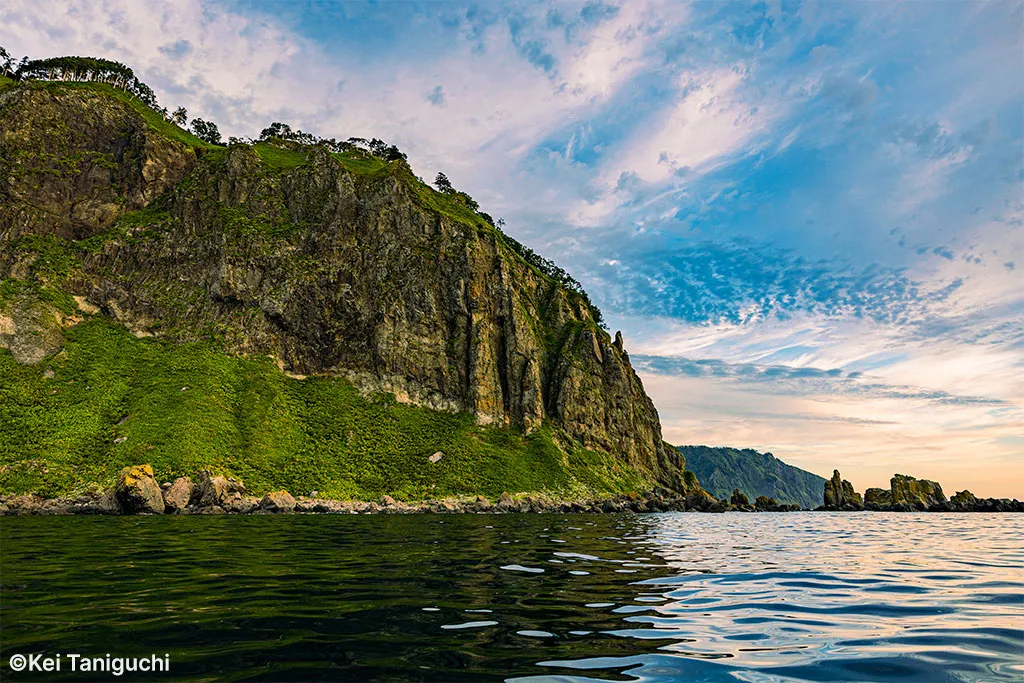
[1,513,1022,682]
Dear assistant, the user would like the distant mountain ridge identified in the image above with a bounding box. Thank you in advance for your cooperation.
[676,445,826,509]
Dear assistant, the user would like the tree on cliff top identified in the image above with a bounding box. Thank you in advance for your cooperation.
[190,118,222,145]
[16,55,158,107]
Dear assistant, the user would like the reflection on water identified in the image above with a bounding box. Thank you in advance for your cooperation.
[2,513,1022,682]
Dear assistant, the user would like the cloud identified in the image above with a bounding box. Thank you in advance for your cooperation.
[633,354,1010,407]
[157,39,192,60]
[425,84,447,107]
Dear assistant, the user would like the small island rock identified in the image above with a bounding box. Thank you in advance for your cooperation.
[891,474,945,511]
[730,489,750,506]
[823,469,863,510]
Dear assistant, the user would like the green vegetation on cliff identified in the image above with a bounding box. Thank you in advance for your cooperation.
[0,70,677,501]
[0,318,652,499]
[677,445,825,509]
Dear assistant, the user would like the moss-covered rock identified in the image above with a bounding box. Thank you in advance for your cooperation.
[950,490,979,510]
[0,295,64,364]
[864,487,893,510]
[114,464,163,514]
[891,474,945,511]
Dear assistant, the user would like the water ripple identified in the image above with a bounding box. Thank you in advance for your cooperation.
[1,512,1022,682]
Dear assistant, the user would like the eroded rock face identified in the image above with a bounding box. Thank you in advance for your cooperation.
[0,86,196,242]
[823,470,863,510]
[0,83,676,491]
[114,464,164,514]
[891,474,945,511]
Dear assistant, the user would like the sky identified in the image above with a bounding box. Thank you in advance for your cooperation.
[3,0,1022,497]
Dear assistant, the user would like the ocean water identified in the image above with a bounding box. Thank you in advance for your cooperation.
[1,512,1021,682]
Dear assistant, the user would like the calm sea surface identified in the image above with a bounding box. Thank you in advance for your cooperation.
[1,512,1022,682]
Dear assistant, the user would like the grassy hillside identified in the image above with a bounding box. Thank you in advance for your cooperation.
[0,318,652,500]
[676,445,825,509]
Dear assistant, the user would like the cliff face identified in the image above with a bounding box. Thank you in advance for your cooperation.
[0,81,681,491]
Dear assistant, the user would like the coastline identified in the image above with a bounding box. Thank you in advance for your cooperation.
[3,490,1020,516]
[4,466,1020,517]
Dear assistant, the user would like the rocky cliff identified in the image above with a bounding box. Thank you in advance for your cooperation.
[0,78,687,497]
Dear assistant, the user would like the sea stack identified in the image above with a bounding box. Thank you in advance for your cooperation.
[823,469,863,510]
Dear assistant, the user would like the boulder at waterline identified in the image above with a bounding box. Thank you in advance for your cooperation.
[114,464,164,514]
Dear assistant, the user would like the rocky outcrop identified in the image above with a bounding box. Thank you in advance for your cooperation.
[114,464,164,514]
[194,470,247,508]
[0,81,676,490]
[823,469,863,510]
[0,84,196,242]
[685,489,719,512]
[949,490,979,511]
[163,477,193,512]
[259,490,296,513]
[864,487,893,511]
[891,474,945,511]
[730,489,750,506]
[0,295,65,364]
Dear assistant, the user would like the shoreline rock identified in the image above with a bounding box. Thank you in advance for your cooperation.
[114,464,165,514]
[2,464,1020,516]
[2,490,1019,515]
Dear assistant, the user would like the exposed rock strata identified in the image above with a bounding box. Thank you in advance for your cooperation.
[0,83,675,488]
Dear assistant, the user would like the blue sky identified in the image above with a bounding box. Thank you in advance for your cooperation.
[4,0,1022,496]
